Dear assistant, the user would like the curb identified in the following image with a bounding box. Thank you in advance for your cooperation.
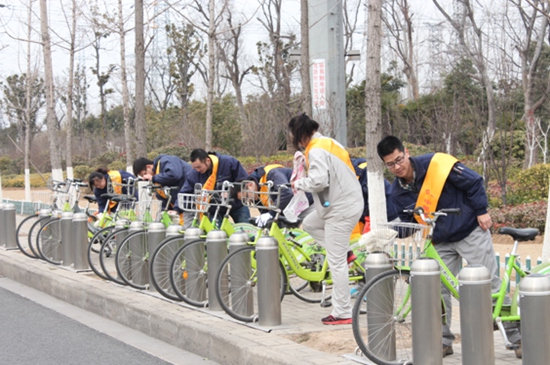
[0,249,356,365]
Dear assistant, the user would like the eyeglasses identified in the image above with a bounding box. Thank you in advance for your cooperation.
[385,154,406,169]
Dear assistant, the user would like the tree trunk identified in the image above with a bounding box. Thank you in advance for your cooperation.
[300,0,312,115]
[119,0,134,171]
[134,0,147,157]
[365,0,387,228]
[24,0,32,201]
[40,0,63,181]
[205,0,216,150]
[542,182,550,261]
[65,0,78,180]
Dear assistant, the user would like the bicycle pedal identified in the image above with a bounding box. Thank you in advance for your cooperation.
[320,301,332,308]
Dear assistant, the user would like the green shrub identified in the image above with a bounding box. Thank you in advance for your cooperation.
[74,165,95,181]
[2,173,49,188]
[108,160,126,171]
[489,200,547,233]
[508,163,550,204]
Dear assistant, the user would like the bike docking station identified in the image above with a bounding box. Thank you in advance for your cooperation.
[0,202,18,251]
[256,236,282,327]
[458,265,495,365]
[206,229,228,311]
[519,273,550,364]
[59,212,93,273]
[146,222,166,293]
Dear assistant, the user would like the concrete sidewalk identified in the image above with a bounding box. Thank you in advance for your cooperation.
[0,245,523,365]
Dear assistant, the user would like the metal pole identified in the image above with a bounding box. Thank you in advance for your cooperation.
[227,232,252,317]
[3,203,17,249]
[147,222,166,292]
[60,211,74,267]
[411,258,442,365]
[183,227,205,303]
[72,212,89,270]
[364,252,394,360]
[519,274,550,365]
[206,230,228,311]
[0,203,5,247]
[458,265,494,365]
[257,236,281,326]
[127,221,147,286]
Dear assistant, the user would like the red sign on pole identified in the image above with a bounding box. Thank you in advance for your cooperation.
[312,59,326,109]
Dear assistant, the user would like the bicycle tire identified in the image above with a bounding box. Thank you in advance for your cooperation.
[150,235,186,301]
[36,218,63,265]
[99,228,133,285]
[115,230,149,290]
[15,213,41,259]
[27,216,55,259]
[215,245,287,322]
[352,269,414,365]
[87,226,118,280]
[169,239,209,307]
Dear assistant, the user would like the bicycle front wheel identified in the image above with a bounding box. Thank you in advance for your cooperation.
[16,213,41,259]
[352,269,413,365]
[88,226,119,280]
[169,239,209,307]
[36,218,63,265]
[215,245,287,322]
[115,230,149,290]
[150,235,187,301]
[99,228,133,286]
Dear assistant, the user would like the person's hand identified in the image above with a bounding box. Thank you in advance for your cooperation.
[255,213,272,228]
[477,213,493,231]
[142,173,153,181]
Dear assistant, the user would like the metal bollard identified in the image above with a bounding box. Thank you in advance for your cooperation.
[60,212,75,267]
[206,230,228,311]
[227,232,252,316]
[363,252,394,360]
[147,222,166,292]
[0,203,5,247]
[411,258,442,365]
[257,236,281,326]
[3,203,17,249]
[72,212,89,270]
[458,265,494,365]
[127,221,147,285]
[519,274,550,365]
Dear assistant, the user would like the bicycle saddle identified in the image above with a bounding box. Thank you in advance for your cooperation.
[83,195,97,203]
[497,227,539,242]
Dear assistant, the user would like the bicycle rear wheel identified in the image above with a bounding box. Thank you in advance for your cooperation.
[352,269,413,365]
[287,245,332,303]
[169,239,209,307]
[36,218,63,265]
[16,213,40,259]
[99,228,132,286]
[27,216,52,258]
[215,245,287,322]
[150,235,186,301]
[87,226,118,280]
[115,230,149,290]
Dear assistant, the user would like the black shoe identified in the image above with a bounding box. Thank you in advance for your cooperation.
[442,345,454,357]
[513,341,522,359]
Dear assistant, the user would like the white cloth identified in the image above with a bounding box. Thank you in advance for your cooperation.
[255,212,272,228]
[357,229,398,253]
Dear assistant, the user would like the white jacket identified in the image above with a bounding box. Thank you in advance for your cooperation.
[294,132,363,220]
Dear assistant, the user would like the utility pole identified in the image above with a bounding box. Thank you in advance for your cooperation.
[309,0,347,146]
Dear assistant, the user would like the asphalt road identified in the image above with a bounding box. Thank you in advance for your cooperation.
[0,277,219,365]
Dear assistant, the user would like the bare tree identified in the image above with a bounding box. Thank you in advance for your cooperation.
[300,0,311,115]
[382,0,419,100]
[39,0,63,181]
[134,0,147,158]
[365,0,388,227]
[433,0,497,180]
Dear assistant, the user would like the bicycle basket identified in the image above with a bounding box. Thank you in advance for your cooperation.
[135,199,163,222]
[52,192,75,211]
[107,178,136,197]
[241,180,279,211]
[115,200,137,219]
[370,221,429,263]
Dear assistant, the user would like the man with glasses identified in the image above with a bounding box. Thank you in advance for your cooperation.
[377,136,521,358]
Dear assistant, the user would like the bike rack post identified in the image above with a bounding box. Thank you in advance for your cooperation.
[147,222,166,292]
[363,252,394,360]
[3,203,17,250]
[519,273,550,364]
[127,221,147,286]
[60,211,75,267]
[227,232,252,316]
[72,212,90,271]
[182,227,206,303]
[257,236,281,326]
[410,258,442,365]
[458,264,494,364]
[206,230,228,311]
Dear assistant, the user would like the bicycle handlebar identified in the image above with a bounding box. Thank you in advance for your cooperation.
[404,207,461,225]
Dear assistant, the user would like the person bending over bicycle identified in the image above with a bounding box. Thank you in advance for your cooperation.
[377,135,520,358]
[289,113,363,326]
[245,165,315,227]
[132,155,192,209]
[88,168,138,214]
[176,149,251,229]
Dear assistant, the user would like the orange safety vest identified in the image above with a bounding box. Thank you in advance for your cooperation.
[107,170,122,212]
[259,164,284,207]
[415,153,459,225]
